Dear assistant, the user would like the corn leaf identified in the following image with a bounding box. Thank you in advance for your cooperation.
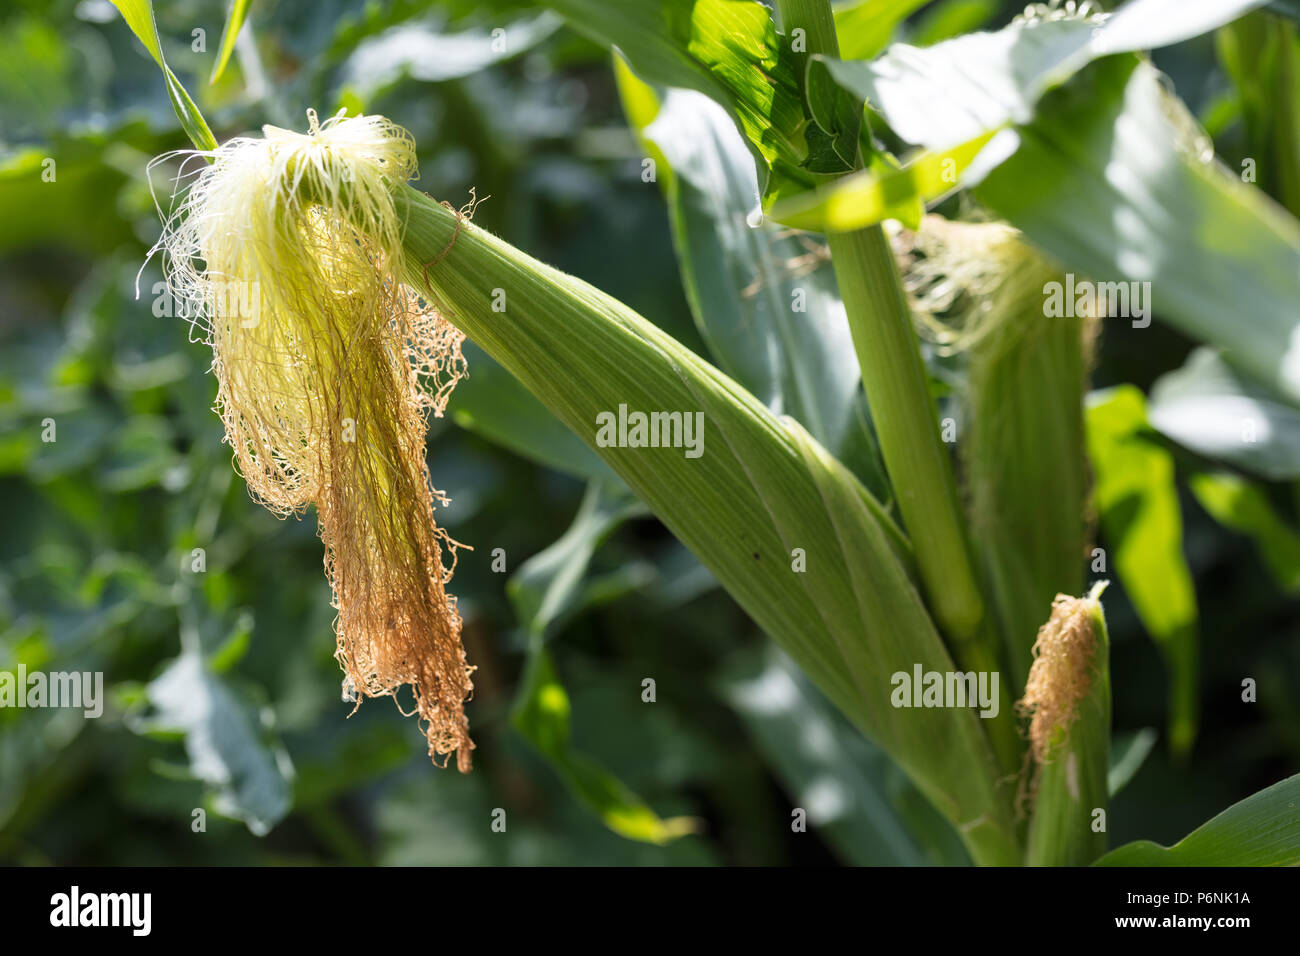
[1189,470,1300,592]
[1086,386,1198,755]
[910,0,998,45]
[339,11,562,98]
[978,55,1300,406]
[508,480,648,639]
[768,128,1004,232]
[541,0,816,199]
[819,0,1267,151]
[1108,727,1158,797]
[210,0,253,85]
[108,0,218,152]
[1095,772,1300,865]
[832,0,933,60]
[508,481,690,845]
[512,646,698,845]
[1149,348,1300,481]
[614,60,888,496]
[139,648,291,836]
[722,645,968,865]
[398,187,1020,864]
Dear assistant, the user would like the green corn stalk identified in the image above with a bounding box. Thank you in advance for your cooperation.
[773,0,1018,779]
[774,0,991,659]
[1025,583,1112,866]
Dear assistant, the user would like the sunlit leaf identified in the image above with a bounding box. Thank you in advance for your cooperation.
[210,0,253,84]
[768,128,1003,231]
[1086,386,1198,755]
[979,56,1300,405]
[833,0,933,60]
[821,0,1267,151]
[543,0,813,200]
[1189,470,1300,591]
[109,0,218,152]
[614,61,887,494]
[1095,772,1300,865]
[1148,348,1300,481]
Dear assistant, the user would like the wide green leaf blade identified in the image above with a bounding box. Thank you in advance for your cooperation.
[1086,386,1199,755]
[1095,772,1300,865]
[542,0,813,198]
[978,55,1300,405]
[1149,348,1300,481]
[820,0,1267,151]
[614,60,886,492]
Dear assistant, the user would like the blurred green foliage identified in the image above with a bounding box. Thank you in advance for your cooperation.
[1,0,1298,865]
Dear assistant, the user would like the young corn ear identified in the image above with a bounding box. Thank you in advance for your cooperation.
[903,215,1095,688]
[391,186,1022,864]
[150,111,476,770]
[1018,582,1111,866]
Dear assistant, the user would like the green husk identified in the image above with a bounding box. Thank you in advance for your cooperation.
[396,187,1021,864]
[908,218,1092,687]
[1021,582,1111,866]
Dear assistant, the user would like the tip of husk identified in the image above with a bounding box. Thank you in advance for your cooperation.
[1017,581,1107,763]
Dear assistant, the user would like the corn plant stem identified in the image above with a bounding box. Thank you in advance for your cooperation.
[775,0,983,641]
[827,226,985,643]
[775,0,1018,779]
